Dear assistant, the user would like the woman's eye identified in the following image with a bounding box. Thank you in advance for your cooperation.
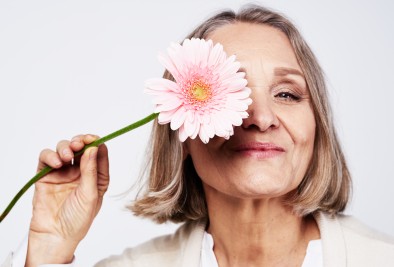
[275,92,300,101]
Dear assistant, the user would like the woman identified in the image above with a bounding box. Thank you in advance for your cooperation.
[4,4,394,267]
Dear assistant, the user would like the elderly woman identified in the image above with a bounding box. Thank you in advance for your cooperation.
[4,4,394,267]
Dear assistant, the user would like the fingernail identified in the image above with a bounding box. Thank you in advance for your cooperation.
[89,147,98,160]
[54,159,62,167]
[62,148,72,158]
[71,138,81,145]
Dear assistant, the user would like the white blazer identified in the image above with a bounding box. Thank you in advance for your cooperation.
[2,211,394,266]
[94,211,394,267]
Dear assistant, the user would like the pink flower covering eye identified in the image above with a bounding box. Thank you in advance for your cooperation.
[145,38,252,144]
[0,38,254,223]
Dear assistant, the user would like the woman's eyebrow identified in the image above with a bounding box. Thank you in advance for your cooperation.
[274,67,305,78]
[238,67,305,79]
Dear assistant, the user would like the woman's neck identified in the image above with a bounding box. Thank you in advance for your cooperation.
[205,188,320,267]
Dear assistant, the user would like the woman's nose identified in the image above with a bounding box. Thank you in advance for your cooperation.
[241,92,280,132]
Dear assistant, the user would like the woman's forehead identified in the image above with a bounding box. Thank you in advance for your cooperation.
[207,22,301,71]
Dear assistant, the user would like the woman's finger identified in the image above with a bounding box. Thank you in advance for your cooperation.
[71,134,100,166]
[36,134,102,177]
[83,134,99,145]
[70,135,85,152]
[96,144,110,197]
[78,146,99,203]
[69,134,100,154]
[56,140,74,163]
[37,149,62,171]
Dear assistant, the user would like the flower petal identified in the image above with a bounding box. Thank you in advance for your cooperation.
[158,109,177,124]
[226,87,252,99]
[224,110,243,126]
[170,106,187,130]
[198,125,209,144]
[178,124,188,142]
[156,97,183,112]
[206,123,215,138]
[146,38,252,143]
[145,78,180,93]
[184,113,197,136]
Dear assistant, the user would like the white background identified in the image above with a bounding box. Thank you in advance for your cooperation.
[0,0,393,265]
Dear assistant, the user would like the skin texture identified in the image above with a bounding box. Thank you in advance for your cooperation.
[25,22,319,267]
[26,135,110,266]
[185,22,320,266]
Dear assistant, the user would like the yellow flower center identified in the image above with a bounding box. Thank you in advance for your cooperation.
[192,84,209,100]
[189,81,211,103]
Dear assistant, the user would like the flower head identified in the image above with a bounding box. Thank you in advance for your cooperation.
[145,38,252,144]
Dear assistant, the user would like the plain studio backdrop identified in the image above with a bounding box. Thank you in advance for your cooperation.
[0,0,393,265]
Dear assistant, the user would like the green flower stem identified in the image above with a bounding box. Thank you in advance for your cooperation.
[0,112,158,223]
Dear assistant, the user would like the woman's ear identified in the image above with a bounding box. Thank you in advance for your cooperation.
[182,141,189,161]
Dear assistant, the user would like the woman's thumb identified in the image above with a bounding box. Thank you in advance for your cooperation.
[79,146,99,201]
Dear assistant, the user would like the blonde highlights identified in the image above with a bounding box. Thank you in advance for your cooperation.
[130,4,351,223]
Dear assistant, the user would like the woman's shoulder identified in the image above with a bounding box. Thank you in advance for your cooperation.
[316,211,394,266]
[94,219,206,267]
[335,213,394,245]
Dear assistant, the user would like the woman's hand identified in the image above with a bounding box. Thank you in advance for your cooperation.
[26,134,110,267]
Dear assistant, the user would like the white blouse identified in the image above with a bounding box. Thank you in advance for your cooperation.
[200,232,323,267]
[10,231,323,267]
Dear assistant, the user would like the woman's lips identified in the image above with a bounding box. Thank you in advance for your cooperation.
[233,142,285,159]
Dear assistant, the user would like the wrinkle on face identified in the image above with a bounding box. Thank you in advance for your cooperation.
[185,22,316,200]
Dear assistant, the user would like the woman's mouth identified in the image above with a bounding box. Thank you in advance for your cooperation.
[233,142,285,159]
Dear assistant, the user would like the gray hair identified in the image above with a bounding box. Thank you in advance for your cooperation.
[130,4,352,223]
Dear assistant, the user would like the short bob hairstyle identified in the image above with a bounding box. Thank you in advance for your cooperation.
[130,4,351,223]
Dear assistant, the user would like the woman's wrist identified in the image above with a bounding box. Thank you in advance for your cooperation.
[26,231,78,267]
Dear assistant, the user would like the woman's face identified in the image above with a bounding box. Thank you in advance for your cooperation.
[185,22,316,199]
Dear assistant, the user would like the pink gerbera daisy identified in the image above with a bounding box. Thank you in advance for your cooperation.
[145,38,252,144]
